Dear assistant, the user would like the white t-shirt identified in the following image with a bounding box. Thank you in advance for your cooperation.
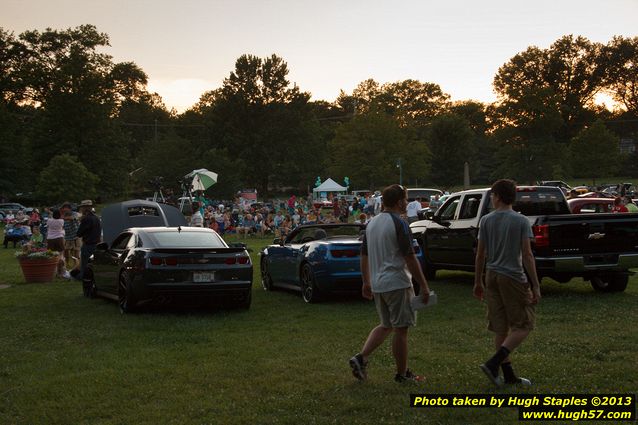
[47,218,65,239]
[406,200,421,218]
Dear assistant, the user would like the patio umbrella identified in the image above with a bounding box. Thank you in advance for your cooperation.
[186,169,218,191]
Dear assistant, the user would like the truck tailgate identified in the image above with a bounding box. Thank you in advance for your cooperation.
[535,213,638,256]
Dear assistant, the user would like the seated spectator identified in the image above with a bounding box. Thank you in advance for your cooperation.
[612,197,628,213]
[29,208,41,231]
[29,226,44,247]
[354,213,368,224]
[238,214,256,238]
[279,215,293,238]
[3,222,30,248]
[306,210,317,224]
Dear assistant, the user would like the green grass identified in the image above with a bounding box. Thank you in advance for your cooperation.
[1,233,637,424]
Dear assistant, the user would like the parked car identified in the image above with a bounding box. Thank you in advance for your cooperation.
[260,223,424,303]
[260,224,366,303]
[568,198,614,214]
[84,200,252,312]
[0,203,28,221]
[538,180,572,193]
[411,186,638,292]
[406,188,443,208]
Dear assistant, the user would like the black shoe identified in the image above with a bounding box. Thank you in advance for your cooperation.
[349,353,368,381]
[480,364,504,387]
[394,369,425,383]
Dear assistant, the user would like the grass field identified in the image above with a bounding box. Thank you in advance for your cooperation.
[1,233,637,424]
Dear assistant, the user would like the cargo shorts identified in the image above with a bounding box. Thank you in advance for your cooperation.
[373,286,416,328]
[485,270,536,333]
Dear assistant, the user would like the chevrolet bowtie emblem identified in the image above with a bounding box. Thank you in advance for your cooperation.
[588,233,605,240]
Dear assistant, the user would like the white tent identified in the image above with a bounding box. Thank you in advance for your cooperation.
[313,178,347,199]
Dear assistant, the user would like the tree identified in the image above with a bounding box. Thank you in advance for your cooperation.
[605,36,638,114]
[328,110,430,189]
[494,35,606,143]
[196,54,323,195]
[36,154,98,203]
[570,120,620,178]
[426,114,476,187]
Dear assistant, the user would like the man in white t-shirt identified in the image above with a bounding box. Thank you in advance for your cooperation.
[406,198,421,223]
[349,184,430,383]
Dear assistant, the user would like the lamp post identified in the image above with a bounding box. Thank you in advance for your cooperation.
[396,158,403,186]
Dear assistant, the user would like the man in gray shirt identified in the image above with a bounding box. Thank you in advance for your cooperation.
[349,184,430,383]
[473,179,541,387]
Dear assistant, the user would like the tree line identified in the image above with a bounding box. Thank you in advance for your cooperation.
[1,25,637,203]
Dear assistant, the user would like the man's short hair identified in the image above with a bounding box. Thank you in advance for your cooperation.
[382,184,407,209]
[491,179,517,205]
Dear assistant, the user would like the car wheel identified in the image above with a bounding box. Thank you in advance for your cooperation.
[237,289,252,309]
[591,274,628,293]
[118,273,138,314]
[82,269,97,299]
[261,259,274,291]
[300,263,322,303]
[423,258,437,281]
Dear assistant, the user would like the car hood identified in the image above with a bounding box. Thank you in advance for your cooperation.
[101,199,188,245]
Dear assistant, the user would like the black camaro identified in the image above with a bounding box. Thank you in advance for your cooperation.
[83,200,253,312]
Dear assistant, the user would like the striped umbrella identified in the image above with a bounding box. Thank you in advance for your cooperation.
[186,169,218,191]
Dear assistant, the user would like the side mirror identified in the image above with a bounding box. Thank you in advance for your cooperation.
[273,238,282,245]
[96,242,109,251]
[425,211,434,220]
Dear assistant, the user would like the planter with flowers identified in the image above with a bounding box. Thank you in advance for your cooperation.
[15,246,60,283]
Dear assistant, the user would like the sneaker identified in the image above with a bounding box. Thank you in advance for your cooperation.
[61,271,71,280]
[395,369,425,383]
[479,364,504,387]
[506,377,532,386]
[349,353,368,381]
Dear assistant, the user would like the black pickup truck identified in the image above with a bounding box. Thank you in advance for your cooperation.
[410,186,638,292]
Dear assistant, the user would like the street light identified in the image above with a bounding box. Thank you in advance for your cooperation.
[396,158,403,186]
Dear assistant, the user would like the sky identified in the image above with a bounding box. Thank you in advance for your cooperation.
[2,0,637,112]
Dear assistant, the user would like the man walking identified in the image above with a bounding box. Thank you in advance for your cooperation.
[75,200,102,284]
[473,179,541,387]
[350,184,430,383]
[406,197,421,223]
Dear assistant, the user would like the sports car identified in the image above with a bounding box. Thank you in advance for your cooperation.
[259,224,366,303]
[83,200,252,312]
[259,223,425,303]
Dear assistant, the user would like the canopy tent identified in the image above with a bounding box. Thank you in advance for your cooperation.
[313,178,347,200]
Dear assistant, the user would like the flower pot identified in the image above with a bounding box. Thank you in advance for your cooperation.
[18,256,59,283]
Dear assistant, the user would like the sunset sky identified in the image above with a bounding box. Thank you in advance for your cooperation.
[3,0,637,112]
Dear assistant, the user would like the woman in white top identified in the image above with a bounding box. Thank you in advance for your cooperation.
[46,209,70,279]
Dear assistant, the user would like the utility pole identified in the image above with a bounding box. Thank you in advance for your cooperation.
[396,158,403,186]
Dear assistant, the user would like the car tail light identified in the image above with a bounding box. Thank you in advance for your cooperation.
[331,249,359,258]
[165,258,178,266]
[225,257,237,265]
[238,256,250,264]
[150,257,162,266]
[533,224,550,247]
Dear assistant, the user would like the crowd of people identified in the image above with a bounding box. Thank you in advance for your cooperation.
[3,201,100,281]
[186,193,386,238]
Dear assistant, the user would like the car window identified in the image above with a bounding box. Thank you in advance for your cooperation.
[112,233,132,250]
[458,194,483,220]
[148,231,227,248]
[126,235,137,249]
[439,196,461,220]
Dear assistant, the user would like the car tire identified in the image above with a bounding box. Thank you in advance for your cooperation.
[261,259,275,291]
[82,269,97,299]
[591,274,628,293]
[423,258,437,281]
[237,289,252,309]
[300,263,322,303]
[118,273,138,314]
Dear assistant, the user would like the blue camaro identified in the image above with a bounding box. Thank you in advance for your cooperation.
[259,224,366,303]
[260,223,425,303]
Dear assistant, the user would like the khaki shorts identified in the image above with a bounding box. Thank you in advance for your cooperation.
[373,287,416,328]
[64,238,82,250]
[485,270,536,333]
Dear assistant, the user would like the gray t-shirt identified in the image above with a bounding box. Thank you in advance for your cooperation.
[478,209,533,283]
[361,212,414,293]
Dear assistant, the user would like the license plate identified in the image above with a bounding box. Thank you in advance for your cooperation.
[193,272,215,283]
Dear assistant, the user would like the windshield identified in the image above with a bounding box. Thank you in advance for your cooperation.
[148,230,227,248]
